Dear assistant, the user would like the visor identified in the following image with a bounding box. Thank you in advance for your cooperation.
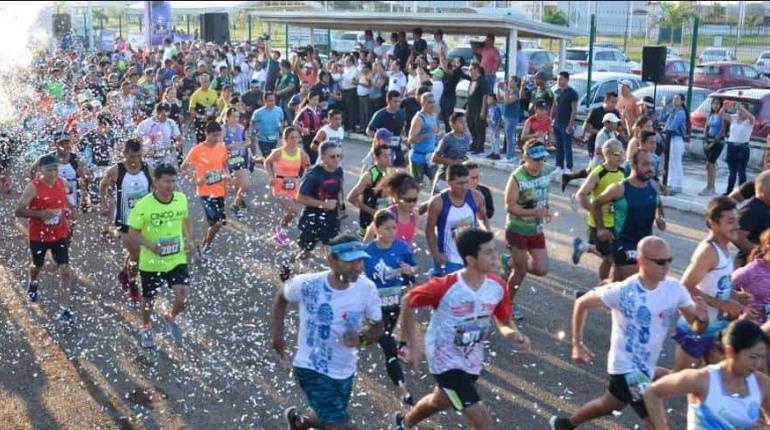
[527,144,549,160]
[330,240,370,262]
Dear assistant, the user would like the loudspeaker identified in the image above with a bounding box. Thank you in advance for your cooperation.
[642,46,667,83]
[200,13,230,44]
[52,13,71,39]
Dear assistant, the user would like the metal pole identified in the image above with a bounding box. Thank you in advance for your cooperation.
[586,14,596,107]
[119,14,122,39]
[83,13,88,49]
[623,0,631,53]
[186,14,190,35]
[735,0,746,59]
[285,23,289,58]
[248,14,252,43]
[686,16,699,113]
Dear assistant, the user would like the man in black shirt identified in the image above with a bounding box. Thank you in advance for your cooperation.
[241,80,262,117]
[79,113,116,204]
[367,90,407,166]
[264,50,281,92]
[561,92,620,191]
[551,71,579,173]
[734,171,770,267]
[465,161,494,220]
[178,65,197,116]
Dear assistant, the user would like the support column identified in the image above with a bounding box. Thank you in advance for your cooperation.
[507,29,517,78]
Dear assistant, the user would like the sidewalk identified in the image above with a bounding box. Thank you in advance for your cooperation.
[347,133,740,215]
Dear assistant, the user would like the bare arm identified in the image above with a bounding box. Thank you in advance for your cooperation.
[406,114,427,145]
[271,284,290,356]
[575,170,600,211]
[472,189,490,231]
[98,165,119,214]
[571,290,607,363]
[400,293,422,367]
[346,174,376,217]
[644,369,709,430]
[14,182,48,220]
[424,197,443,262]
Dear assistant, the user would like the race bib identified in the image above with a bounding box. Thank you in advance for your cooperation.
[43,211,62,226]
[127,190,145,209]
[625,249,638,261]
[205,170,223,185]
[379,286,402,307]
[205,107,217,117]
[376,197,390,209]
[624,371,651,402]
[158,236,181,256]
[450,216,473,239]
[282,177,296,190]
[228,154,245,166]
[267,133,278,141]
[453,317,491,347]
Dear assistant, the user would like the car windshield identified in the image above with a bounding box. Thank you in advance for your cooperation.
[695,65,721,75]
[557,78,588,99]
[447,47,472,61]
[762,53,770,59]
[566,50,588,61]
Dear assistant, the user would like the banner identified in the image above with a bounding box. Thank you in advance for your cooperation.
[98,29,116,52]
[150,0,171,47]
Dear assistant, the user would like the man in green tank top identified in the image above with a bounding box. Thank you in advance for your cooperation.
[572,139,626,282]
[503,140,551,319]
[346,144,391,238]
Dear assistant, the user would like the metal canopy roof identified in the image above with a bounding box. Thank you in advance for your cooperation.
[251,11,585,40]
[126,1,256,15]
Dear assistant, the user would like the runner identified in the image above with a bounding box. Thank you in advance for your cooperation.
[571,139,626,282]
[672,196,750,371]
[465,161,495,221]
[367,90,407,167]
[14,154,74,322]
[431,112,470,194]
[549,236,708,430]
[273,234,384,430]
[645,319,770,429]
[250,92,284,159]
[221,107,253,219]
[78,112,116,206]
[30,132,89,213]
[99,138,153,304]
[590,149,665,282]
[312,109,345,158]
[394,228,530,430]
[425,163,488,276]
[135,102,183,168]
[503,140,551,318]
[346,143,391,238]
[294,90,324,165]
[406,92,440,186]
[181,121,230,257]
[363,171,421,244]
[188,73,219,143]
[127,164,195,346]
[264,126,311,245]
[363,210,417,407]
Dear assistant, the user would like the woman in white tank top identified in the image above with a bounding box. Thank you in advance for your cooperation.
[644,319,770,429]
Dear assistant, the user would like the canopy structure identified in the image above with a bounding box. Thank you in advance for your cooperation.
[126,1,256,15]
[252,10,585,77]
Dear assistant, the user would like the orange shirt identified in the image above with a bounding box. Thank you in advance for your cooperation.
[185,142,229,197]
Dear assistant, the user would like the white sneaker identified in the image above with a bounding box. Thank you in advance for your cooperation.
[563,168,573,175]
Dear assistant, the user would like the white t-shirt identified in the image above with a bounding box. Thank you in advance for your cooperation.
[728,113,753,144]
[406,74,421,96]
[251,69,267,89]
[135,117,181,161]
[357,75,371,97]
[388,71,407,94]
[431,79,444,105]
[340,66,359,90]
[284,271,383,379]
[597,275,694,378]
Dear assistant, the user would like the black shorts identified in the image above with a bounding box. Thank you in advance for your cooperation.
[297,221,340,252]
[704,140,724,164]
[433,369,481,411]
[588,227,612,256]
[199,197,226,226]
[612,241,638,267]
[139,264,190,299]
[607,373,650,419]
[30,240,69,267]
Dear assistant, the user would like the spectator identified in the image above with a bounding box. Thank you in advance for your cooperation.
[551,71,578,174]
[499,76,522,162]
[466,63,486,155]
[531,71,554,112]
[369,61,388,112]
[411,28,427,56]
[387,60,407,95]
[477,34,501,94]
[521,101,553,151]
[293,90,324,165]
[340,54,360,131]
[232,65,249,95]
[660,93,689,194]
[357,62,373,131]
[429,68,444,117]
[484,93,502,160]
[275,59,298,122]
[431,30,447,58]
[720,101,754,196]
[734,172,770,269]
[700,98,726,196]
[405,62,421,98]
[265,49,281,92]
[393,31,410,71]
[732,228,770,323]
[515,40,529,79]
[361,30,376,54]
[438,55,468,132]
[617,80,639,137]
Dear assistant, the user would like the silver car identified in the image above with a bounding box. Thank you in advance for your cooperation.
[756,51,770,76]
[631,85,712,112]
[551,72,650,117]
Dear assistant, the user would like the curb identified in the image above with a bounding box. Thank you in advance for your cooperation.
[346,132,706,216]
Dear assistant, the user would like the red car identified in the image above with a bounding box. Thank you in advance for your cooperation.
[692,62,770,91]
[631,59,691,85]
[690,89,770,140]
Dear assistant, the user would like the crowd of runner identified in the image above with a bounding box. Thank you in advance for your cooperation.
[3,30,770,429]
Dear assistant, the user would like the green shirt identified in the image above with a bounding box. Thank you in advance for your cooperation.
[128,192,189,272]
[46,80,65,102]
[278,72,299,95]
[506,165,550,236]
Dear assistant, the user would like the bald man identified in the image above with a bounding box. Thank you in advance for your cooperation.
[550,236,708,430]
[734,170,770,267]
[572,139,626,282]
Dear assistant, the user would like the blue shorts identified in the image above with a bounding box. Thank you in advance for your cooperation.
[294,366,353,426]
[432,261,464,277]
[672,325,717,359]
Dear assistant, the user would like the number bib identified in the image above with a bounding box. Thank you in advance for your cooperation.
[205,107,217,118]
[450,216,474,239]
[205,170,223,185]
[379,286,402,307]
[43,212,62,226]
[127,190,145,209]
[453,317,491,347]
[158,236,181,256]
[624,371,651,402]
[282,177,297,190]
[228,150,245,166]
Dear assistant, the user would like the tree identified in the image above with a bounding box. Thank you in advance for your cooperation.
[704,4,725,24]
[745,14,764,36]
[655,2,696,43]
[543,7,568,27]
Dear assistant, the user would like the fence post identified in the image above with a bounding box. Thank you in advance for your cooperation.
[186,14,190,35]
[119,15,122,39]
[686,16,699,113]
[585,14,596,107]
[83,13,88,49]
[285,23,289,58]
[248,14,252,44]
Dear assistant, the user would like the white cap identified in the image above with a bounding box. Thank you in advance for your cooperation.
[602,112,621,123]
[618,79,633,87]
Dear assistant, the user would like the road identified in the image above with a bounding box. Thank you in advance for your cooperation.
[0,135,705,429]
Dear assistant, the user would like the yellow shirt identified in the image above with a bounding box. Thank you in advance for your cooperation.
[189,88,218,109]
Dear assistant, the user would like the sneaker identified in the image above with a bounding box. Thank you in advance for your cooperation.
[571,237,585,265]
[549,167,563,179]
[486,153,501,160]
[118,271,130,295]
[279,262,294,282]
[512,307,524,321]
[165,314,183,342]
[397,345,410,364]
[27,281,39,302]
[392,411,406,430]
[231,204,241,217]
[57,307,73,324]
[140,328,156,349]
[274,226,290,246]
[283,406,300,430]
[563,168,573,175]
[199,243,212,257]
[698,188,716,196]
[239,200,248,210]
[549,416,574,430]
[570,193,579,213]
[401,393,415,408]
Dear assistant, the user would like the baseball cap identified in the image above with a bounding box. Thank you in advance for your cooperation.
[526,143,549,160]
[38,154,58,168]
[374,128,393,142]
[602,112,621,123]
[533,71,547,80]
[197,61,207,67]
[618,79,632,87]
[53,131,72,143]
[329,240,370,262]
[250,79,260,87]
[431,68,445,79]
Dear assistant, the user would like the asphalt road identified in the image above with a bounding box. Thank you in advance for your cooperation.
[0,135,706,429]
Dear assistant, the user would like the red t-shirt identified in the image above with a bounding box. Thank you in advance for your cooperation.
[29,178,69,242]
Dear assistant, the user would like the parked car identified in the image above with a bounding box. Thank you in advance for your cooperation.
[523,48,556,80]
[690,88,770,140]
[755,51,770,76]
[331,31,364,53]
[630,58,691,85]
[551,72,649,117]
[667,47,682,58]
[553,47,640,74]
[699,47,734,64]
[631,85,712,113]
[520,39,542,50]
[447,44,507,67]
[693,62,770,91]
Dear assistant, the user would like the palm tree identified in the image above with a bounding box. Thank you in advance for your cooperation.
[745,15,764,36]
[543,7,569,27]
[704,4,725,24]
[656,2,696,43]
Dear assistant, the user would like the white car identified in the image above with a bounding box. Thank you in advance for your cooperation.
[551,72,650,117]
[667,47,682,58]
[553,47,640,74]
[331,31,364,53]
[756,51,770,75]
[699,47,734,64]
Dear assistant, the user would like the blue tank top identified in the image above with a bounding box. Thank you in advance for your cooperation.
[223,123,244,146]
[614,179,658,247]
[410,112,437,163]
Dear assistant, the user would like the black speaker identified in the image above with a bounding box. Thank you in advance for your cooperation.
[52,13,71,39]
[642,46,667,83]
[200,13,230,44]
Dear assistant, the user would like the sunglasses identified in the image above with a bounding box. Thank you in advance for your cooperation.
[646,256,673,266]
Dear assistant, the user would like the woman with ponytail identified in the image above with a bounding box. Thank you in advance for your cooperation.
[644,319,770,429]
